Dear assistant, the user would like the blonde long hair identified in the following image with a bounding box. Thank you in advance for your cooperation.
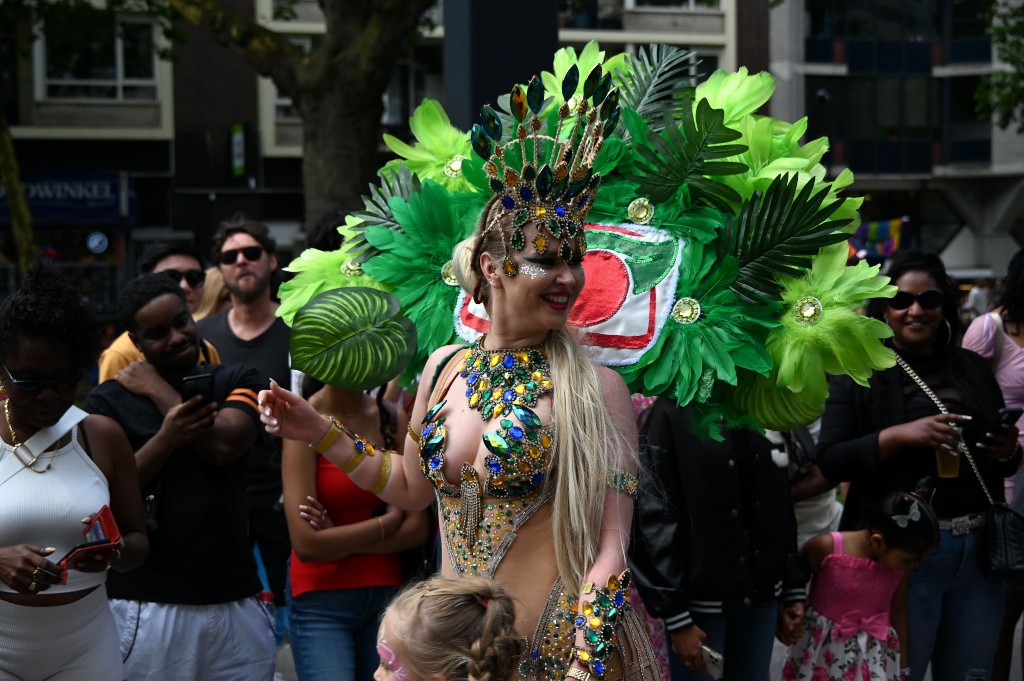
[451,199,633,594]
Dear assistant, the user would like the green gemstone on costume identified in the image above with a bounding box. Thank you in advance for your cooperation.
[604,107,621,136]
[423,400,446,424]
[470,124,492,159]
[583,65,602,100]
[513,210,529,227]
[537,165,553,197]
[593,73,612,105]
[526,76,545,114]
[585,629,600,644]
[561,64,580,102]
[510,85,528,122]
[511,226,525,251]
[597,592,612,607]
[522,165,536,182]
[500,419,513,429]
[512,404,542,429]
[483,433,510,455]
[480,106,503,141]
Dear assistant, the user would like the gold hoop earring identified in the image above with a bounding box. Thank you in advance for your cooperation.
[939,318,953,347]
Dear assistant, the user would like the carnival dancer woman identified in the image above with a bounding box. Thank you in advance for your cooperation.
[0,265,148,680]
[817,250,1021,681]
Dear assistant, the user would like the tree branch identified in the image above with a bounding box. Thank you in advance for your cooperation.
[169,0,304,99]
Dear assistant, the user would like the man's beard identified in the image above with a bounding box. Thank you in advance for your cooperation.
[227,273,271,304]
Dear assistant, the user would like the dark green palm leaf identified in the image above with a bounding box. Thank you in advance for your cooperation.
[628,99,748,210]
[290,287,417,391]
[347,166,420,262]
[617,44,698,137]
[723,174,853,304]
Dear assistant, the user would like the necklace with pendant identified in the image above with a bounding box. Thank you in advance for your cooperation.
[459,335,553,421]
[4,399,54,474]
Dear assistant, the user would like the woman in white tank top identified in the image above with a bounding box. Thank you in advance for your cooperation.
[0,265,148,681]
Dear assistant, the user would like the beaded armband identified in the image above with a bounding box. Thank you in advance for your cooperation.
[313,418,391,475]
[310,418,343,454]
[605,469,638,500]
[573,570,632,678]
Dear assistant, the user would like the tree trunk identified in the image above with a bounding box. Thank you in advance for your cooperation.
[300,73,387,225]
[0,95,35,272]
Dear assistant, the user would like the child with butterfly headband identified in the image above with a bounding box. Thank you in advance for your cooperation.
[375,576,521,681]
[781,492,939,681]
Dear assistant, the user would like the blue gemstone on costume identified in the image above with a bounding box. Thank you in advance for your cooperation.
[429,455,443,469]
[468,371,479,386]
[355,440,365,452]
[503,389,515,403]
[465,387,473,398]
[530,649,540,660]
[531,472,544,486]
[502,354,515,369]
[422,423,436,438]
[520,186,534,202]
[509,426,525,440]
[614,590,625,606]
[575,615,586,628]
[555,204,566,217]
[594,660,605,675]
[502,195,516,211]
[486,457,502,473]
[579,193,589,207]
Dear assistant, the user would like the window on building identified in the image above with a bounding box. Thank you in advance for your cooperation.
[43,20,156,100]
[629,0,721,10]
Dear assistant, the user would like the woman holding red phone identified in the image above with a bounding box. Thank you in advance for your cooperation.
[0,265,148,681]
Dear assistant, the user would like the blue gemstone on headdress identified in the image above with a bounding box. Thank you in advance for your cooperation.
[555,205,566,218]
[561,64,580,102]
[583,65,602,100]
[509,426,524,440]
[614,590,625,606]
[530,649,540,661]
[502,195,515,211]
[594,660,605,675]
[429,455,443,469]
[531,472,544,486]
[502,354,515,369]
[470,124,492,160]
[520,186,534,202]
[480,106,503,141]
[486,457,502,474]
[503,389,515,403]
[578,194,589,207]
[422,423,436,438]
[527,76,544,115]
[467,371,479,386]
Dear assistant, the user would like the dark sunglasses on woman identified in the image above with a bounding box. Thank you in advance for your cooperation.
[160,269,206,288]
[888,290,944,310]
[219,246,265,266]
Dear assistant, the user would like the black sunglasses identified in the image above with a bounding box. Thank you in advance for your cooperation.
[160,268,206,288]
[219,245,264,266]
[888,290,944,310]
[2,365,82,395]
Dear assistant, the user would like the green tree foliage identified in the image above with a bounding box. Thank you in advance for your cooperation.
[977,0,1024,133]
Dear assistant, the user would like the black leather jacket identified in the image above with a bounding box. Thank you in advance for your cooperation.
[629,401,808,632]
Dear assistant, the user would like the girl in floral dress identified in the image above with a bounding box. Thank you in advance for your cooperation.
[782,492,939,681]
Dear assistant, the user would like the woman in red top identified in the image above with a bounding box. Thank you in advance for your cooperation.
[283,375,430,681]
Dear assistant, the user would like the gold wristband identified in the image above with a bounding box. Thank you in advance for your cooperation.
[310,418,342,454]
[372,450,392,495]
[377,516,385,542]
[567,668,591,681]
[339,447,367,474]
[407,422,421,444]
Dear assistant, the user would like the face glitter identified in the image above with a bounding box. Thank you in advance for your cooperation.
[520,264,547,280]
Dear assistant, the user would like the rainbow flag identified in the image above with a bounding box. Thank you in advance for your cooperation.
[850,217,905,258]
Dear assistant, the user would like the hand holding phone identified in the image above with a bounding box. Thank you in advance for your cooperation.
[700,645,724,680]
[59,505,122,582]
[181,373,215,410]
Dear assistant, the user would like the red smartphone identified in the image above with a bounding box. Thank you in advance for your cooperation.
[58,505,122,582]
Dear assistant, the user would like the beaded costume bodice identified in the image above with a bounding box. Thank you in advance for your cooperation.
[417,339,556,578]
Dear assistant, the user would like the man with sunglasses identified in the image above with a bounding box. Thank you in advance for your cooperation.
[198,217,293,630]
[98,241,221,383]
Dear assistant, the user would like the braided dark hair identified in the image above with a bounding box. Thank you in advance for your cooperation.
[386,576,521,681]
[0,264,100,370]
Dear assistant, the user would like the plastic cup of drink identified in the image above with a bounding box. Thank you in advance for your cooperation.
[935,426,962,478]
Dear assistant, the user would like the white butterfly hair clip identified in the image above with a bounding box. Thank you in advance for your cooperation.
[892,500,921,528]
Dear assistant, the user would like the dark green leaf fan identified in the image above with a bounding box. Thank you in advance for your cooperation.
[345,166,421,264]
[616,43,699,137]
[290,287,417,391]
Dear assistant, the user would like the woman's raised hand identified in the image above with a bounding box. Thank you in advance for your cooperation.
[895,413,971,450]
[258,379,331,444]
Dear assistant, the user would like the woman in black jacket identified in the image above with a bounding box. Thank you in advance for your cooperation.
[630,400,807,680]
[817,250,1021,681]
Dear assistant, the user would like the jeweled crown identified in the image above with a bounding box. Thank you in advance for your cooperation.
[470,64,620,277]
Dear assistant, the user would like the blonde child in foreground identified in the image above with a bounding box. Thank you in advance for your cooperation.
[375,577,521,681]
[782,491,940,681]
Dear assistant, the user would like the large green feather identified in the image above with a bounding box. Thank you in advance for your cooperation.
[290,288,416,391]
[346,167,421,262]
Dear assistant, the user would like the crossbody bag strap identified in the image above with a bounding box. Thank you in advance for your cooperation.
[894,353,995,505]
[22,405,89,458]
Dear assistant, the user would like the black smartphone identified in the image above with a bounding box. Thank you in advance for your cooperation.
[181,373,215,408]
[975,407,1024,447]
[997,407,1024,428]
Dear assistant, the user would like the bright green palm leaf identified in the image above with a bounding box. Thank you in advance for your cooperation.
[290,288,416,391]
[616,44,698,138]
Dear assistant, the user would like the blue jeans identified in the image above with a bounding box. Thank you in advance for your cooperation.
[907,526,1005,681]
[669,603,777,681]
[287,585,396,681]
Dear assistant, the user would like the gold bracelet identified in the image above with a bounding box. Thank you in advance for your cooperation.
[376,516,385,542]
[339,446,367,474]
[372,451,392,495]
[407,422,421,444]
[310,418,342,454]
[567,668,591,681]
